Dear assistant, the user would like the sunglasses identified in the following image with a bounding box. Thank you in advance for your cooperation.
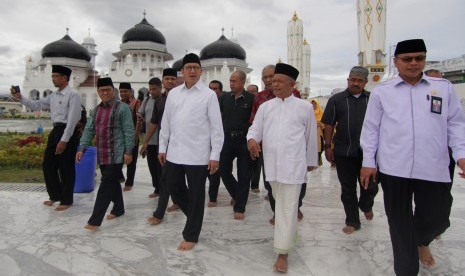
[397,55,427,63]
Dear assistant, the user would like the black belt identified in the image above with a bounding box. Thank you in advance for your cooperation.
[53,122,67,127]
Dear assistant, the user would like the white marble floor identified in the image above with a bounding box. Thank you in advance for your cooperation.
[1,159,465,276]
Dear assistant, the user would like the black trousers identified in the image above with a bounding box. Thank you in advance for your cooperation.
[123,141,139,186]
[380,173,453,276]
[207,170,221,202]
[147,145,162,194]
[250,157,261,190]
[153,165,182,219]
[165,161,208,243]
[334,155,379,228]
[88,164,124,226]
[261,151,307,213]
[43,125,79,205]
[219,133,253,213]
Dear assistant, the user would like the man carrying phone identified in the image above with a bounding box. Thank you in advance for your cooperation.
[10,65,82,211]
[321,66,378,234]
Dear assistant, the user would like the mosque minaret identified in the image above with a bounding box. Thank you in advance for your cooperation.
[287,12,311,98]
[356,0,387,90]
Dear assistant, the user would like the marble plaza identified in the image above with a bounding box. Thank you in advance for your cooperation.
[1,159,465,276]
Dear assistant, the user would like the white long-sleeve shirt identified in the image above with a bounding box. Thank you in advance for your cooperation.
[20,85,82,142]
[247,95,318,185]
[360,75,465,183]
[159,80,224,165]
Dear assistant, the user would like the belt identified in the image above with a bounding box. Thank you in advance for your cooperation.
[53,122,67,127]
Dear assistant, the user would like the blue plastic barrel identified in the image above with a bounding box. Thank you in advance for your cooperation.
[74,146,97,193]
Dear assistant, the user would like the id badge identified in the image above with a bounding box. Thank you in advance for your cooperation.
[431,96,442,114]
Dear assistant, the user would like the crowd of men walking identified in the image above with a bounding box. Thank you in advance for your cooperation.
[10,38,465,275]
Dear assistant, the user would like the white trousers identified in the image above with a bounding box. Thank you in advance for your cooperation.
[271,181,302,254]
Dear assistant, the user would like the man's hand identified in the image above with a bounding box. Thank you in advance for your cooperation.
[124,153,132,165]
[360,167,377,190]
[158,153,166,166]
[247,139,261,160]
[324,147,334,162]
[140,144,147,158]
[55,141,67,155]
[76,151,84,163]
[457,158,465,178]
[208,160,219,175]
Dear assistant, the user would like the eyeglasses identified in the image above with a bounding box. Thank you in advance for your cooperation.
[183,66,201,72]
[397,55,427,63]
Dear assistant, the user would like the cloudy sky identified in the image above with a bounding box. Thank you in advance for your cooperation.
[0,0,464,95]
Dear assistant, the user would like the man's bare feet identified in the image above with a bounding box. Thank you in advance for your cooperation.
[264,195,269,201]
[123,186,132,191]
[106,214,119,220]
[251,188,260,193]
[148,192,159,198]
[55,205,71,211]
[167,204,179,212]
[269,215,275,225]
[43,200,56,206]
[234,212,245,220]
[435,235,441,240]
[273,254,288,273]
[177,240,196,251]
[208,201,217,207]
[230,199,235,206]
[364,210,374,221]
[84,224,99,231]
[342,225,358,234]
[418,246,435,267]
[298,210,304,221]
[147,216,162,225]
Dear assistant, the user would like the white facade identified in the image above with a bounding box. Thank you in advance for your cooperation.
[287,12,311,98]
[357,0,387,90]
[201,58,252,91]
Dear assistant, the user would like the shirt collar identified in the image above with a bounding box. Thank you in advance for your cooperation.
[56,84,71,96]
[343,89,368,98]
[393,74,429,87]
[99,97,118,108]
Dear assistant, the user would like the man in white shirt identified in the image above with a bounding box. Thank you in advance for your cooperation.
[247,63,318,273]
[158,53,224,251]
[360,39,465,275]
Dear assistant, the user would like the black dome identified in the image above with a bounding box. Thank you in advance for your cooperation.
[172,58,183,71]
[42,35,91,61]
[200,35,246,60]
[122,18,166,44]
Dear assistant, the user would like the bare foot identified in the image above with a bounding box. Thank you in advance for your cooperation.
[43,200,56,206]
[147,216,162,225]
[298,210,304,221]
[418,246,435,267]
[264,195,269,201]
[364,211,374,221]
[342,225,357,234]
[230,199,235,206]
[167,204,179,212]
[106,214,120,220]
[269,215,275,225]
[273,254,288,273]
[123,186,133,191]
[208,201,217,207]
[55,205,71,211]
[148,192,159,198]
[234,212,245,220]
[84,224,99,231]
[177,240,196,251]
[435,235,441,240]
[251,188,260,193]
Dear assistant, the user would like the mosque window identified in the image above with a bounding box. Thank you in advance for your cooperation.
[358,52,364,66]
[151,55,155,62]
[376,50,383,64]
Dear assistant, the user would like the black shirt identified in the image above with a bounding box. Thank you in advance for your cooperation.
[219,90,254,133]
[149,92,167,126]
[321,89,370,157]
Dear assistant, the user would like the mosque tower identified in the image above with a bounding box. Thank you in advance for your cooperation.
[287,12,303,88]
[287,12,311,98]
[357,0,387,90]
[81,28,98,68]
